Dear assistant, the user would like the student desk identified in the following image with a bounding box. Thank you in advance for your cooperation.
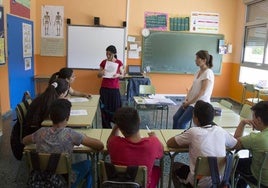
[214,113,243,128]
[133,96,174,129]
[68,95,100,107]
[42,106,98,128]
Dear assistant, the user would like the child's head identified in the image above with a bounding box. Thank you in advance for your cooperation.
[113,107,140,136]
[48,78,69,98]
[49,68,75,84]
[50,99,72,124]
[193,100,214,127]
[106,45,117,60]
[251,101,268,126]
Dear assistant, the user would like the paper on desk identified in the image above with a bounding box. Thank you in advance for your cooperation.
[103,61,118,78]
[144,97,176,105]
[70,109,88,116]
[68,97,89,102]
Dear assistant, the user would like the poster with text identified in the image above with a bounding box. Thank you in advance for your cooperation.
[22,23,32,58]
[190,11,219,34]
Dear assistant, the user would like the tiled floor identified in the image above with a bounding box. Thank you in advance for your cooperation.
[0,97,241,188]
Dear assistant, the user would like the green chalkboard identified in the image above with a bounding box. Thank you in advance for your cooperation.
[142,31,224,74]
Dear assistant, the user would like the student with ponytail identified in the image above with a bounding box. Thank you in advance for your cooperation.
[49,67,92,98]
[24,78,69,136]
[97,45,125,128]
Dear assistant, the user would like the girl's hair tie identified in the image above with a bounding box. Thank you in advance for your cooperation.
[51,82,58,88]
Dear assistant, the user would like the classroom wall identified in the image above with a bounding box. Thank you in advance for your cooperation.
[0,0,246,113]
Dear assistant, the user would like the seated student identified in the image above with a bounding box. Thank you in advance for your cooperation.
[49,67,91,98]
[23,99,104,188]
[24,78,69,136]
[233,101,268,187]
[107,107,163,188]
[167,100,237,188]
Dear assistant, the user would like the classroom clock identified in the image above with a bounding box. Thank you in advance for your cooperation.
[142,28,150,37]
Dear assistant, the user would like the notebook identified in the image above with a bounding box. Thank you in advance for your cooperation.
[128,65,143,76]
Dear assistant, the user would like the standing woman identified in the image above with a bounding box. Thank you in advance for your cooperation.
[97,45,124,128]
[173,50,214,129]
[49,67,91,98]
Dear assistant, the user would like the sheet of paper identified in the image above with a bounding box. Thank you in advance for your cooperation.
[103,61,118,78]
[130,44,138,50]
[68,97,89,102]
[70,109,88,116]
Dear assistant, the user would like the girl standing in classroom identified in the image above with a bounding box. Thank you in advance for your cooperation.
[97,45,125,128]
[173,50,214,129]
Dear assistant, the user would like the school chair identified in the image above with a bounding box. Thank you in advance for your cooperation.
[98,160,147,188]
[24,151,72,187]
[174,154,239,188]
[219,99,233,109]
[239,103,252,119]
[241,83,263,106]
[235,151,268,188]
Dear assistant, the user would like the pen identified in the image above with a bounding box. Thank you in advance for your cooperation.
[146,125,151,133]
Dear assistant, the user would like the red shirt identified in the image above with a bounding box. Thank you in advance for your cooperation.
[107,135,163,188]
[100,59,123,89]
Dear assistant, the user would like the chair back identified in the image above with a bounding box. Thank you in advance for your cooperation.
[15,98,32,142]
[193,154,239,188]
[240,103,252,119]
[256,151,268,187]
[139,85,155,96]
[24,151,72,186]
[98,160,147,188]
[219,99,233,109]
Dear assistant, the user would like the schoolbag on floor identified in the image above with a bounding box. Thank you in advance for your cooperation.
[208,155,233,188]
[27,152,67,188]
[102,162,141,188]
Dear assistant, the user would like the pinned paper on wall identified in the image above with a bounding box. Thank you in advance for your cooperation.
[190,11,219,34]
[127,35,142,59]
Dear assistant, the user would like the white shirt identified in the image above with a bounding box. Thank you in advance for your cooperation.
[174,125,237,187]
[187,69,214,106]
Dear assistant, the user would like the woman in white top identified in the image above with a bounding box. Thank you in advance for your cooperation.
[173,50,214,129]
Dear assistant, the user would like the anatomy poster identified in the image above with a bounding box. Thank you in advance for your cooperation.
[41,5,64,38]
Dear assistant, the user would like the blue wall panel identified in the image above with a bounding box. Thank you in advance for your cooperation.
[7,15,34,109]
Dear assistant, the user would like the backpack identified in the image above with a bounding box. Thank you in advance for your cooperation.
[102,162,141,188]
[208,155,233,188]
[27,152,67,188]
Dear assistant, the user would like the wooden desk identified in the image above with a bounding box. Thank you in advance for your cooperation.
[42,106,97,128]
[69,95,100,107]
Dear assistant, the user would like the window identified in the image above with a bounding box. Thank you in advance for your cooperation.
[242,0,268,68]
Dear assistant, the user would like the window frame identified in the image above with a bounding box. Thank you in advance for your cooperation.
[242,0,268,70]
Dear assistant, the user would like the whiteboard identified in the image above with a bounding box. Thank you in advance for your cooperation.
[67,25,126,69]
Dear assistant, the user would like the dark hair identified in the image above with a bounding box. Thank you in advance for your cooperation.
[196,50,213,68]
[113,107,140,136]
[50,99,72,124]
[49,68,73,84]
[193,100,215,127]
[106,45,117,59]
[251,101,268,125]
[25,78,69,128]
